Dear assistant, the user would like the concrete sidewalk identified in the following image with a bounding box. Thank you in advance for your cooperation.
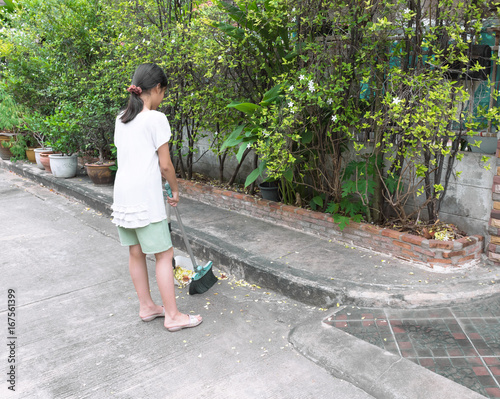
[2,159,497,398]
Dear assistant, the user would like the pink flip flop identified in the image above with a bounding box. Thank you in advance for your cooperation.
[140,307,165,322]
[165,315,203,332]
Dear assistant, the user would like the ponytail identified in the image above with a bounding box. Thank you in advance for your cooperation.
[120,63,168,124]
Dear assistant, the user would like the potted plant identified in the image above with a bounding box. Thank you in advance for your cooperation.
[79,98,117,185]
[44,103,81,178]
[0,83,23,160]
[24,111,53,169]
[0,133,40,162]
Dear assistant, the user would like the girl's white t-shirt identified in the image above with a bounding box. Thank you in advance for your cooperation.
[111,110,171,228]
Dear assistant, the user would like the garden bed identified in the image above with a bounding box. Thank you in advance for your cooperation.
[178,178,484,271]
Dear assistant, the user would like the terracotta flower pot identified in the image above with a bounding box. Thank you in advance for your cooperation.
[85,162,116,185]
[0,135,14,160]
[34,148,52,169]
[39,151,55,173]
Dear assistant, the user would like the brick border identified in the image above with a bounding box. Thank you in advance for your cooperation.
[178,179,484,271]
[488,140,500,263]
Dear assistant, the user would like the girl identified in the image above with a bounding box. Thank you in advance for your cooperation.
[111,63,202,332]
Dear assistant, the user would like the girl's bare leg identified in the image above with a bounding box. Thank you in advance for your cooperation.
[155,248,201,328]
[129,244,163,318]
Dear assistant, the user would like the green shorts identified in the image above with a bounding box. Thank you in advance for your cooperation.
[117,219,172,254]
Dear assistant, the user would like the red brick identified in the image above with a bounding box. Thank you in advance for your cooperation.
[442,250,466,258]
[457,254,477,263]
[393,240,412,250]
[310,211,327,221]
[474,234,484,242]
[488,252,500,262]
[413,246,436,257]
[360,224,383,235]
[465,242,484,255]
[348,221,363,230]
[456,237,477,248]
[402,249,417,259]
[428,258,452,264]
[428,240,454,249]
[281,205,296,214]
[295,208,310,216]
[492,209,500,220]
[402,234,425,245]
[374,236,392,244]
[494,175,500,185]
[243,195,256,203]
[381,229,403,239]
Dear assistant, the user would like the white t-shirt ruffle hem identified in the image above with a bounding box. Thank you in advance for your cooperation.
[111,110,171,229]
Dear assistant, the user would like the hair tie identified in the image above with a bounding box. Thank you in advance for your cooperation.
[127,85,142,95]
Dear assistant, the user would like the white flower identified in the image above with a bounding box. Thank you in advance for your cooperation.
[247,143,252,149]
[218,55,222,61]
[289,85,294,91]
[171,39,175,43]
[134,46,138,50]
[331,115,337,122]
[290,109,295,114]
[403,8,411,14]
[392,97,402,105]
[214,131,218,136]
[327,98,333,105]
[308,80,315,92]
[299,75,305,81]
[288,101,294,108]
[291,17,296,22]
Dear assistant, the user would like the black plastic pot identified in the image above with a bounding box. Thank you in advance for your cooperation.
[258,181,280,202]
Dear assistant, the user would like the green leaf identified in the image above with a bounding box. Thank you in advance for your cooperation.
[301,130,313,144]
[260,84,283,105]
[312,195,323,207]
[244,167,261,187]
[326,202,339,214]
[221,124,245,151]
[227,101,260,115]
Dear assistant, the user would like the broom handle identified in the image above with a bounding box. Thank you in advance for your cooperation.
[165,183,198,270]
[172,206,199,270]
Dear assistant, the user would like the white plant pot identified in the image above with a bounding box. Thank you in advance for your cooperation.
[34,148,52,170]
[48,154,78,178]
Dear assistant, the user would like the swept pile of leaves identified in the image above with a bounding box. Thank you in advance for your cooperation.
[387,220,467,241]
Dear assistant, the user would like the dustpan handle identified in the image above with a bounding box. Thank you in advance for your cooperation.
[164,183,198,270]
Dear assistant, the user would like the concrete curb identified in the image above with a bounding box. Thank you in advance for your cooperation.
[3,159,500,309]
[289,317,487,399]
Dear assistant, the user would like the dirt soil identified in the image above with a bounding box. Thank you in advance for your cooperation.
[187,173,467,241]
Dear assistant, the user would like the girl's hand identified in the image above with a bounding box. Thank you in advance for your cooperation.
[166,191,179,207]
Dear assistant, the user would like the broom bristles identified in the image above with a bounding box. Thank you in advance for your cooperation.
[189,262,218,295]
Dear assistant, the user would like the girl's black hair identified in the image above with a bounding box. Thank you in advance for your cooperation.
[120,63,168,124]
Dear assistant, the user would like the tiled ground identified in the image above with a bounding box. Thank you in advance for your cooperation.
[323,297,500,398]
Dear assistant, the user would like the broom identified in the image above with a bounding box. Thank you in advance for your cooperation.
[164,183,218,295]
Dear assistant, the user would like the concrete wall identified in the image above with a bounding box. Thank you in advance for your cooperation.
[406,151,495,238]
[183,134,256,184]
